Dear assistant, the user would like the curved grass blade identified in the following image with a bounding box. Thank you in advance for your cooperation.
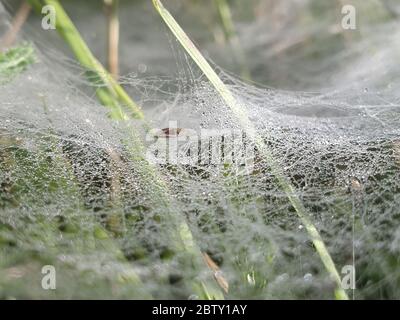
[27,0,143,120]
[152,0,348,300]
[215,0,250,80]
[26,0,225,299]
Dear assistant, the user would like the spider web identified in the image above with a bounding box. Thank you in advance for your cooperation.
[1,0,400,299]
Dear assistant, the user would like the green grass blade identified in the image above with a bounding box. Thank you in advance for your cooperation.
[26,0,224,298]
[27,0,143,120]
[152,0,348,300]
[215,0,250,80]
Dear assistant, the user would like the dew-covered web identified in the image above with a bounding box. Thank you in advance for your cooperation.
[1,0,400,299]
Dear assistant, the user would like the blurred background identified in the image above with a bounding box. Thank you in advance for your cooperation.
[2,0,400,91]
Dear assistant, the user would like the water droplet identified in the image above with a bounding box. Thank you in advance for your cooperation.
[276,273,289,283]
[247,273,256,286]
[138,64,147,73]
[304,273,313,282]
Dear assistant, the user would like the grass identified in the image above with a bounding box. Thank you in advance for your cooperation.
[104,0,120,79]
[0,42,36,84]
[215,0,251,80]
[0,0,356,300]
[0,134,151,299]
[5,0,397,300]
[0,1,400,299]
[0,49,151,297]
[152,0,348,300]
[0,1,31,51]
[28,0,143,120]
[23,0,225,300]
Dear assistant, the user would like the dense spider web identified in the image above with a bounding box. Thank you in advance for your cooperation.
[1,0,400,299]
